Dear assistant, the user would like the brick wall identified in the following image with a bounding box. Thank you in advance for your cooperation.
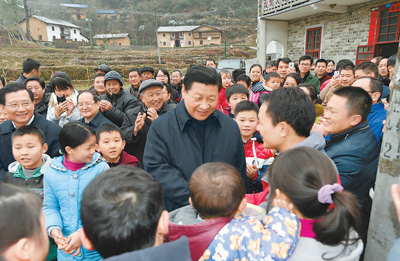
[286,0,393,62]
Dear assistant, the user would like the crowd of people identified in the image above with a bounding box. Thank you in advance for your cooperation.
[0,52,397,260]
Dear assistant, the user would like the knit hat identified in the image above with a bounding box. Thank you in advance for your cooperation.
[94,64,111,74]
[141,66,154,74]
[139,79,163,94]
[104,71,123,87]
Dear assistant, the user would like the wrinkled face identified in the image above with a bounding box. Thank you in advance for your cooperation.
[250,66,262,82]
[66,135,96,163]
[171,71,182,85]
[266,66,277,73]
[128,71,141,87]
[140,86,163,110]
[162,86,171,102]
[141,71,154,81]
[379,58,388,78]
[221,73,232,88]
[315,62,327,77]
[156,71,169,83]
[277,62,289,78]
[97,131,125,162]
[266,77,281,90]
[105,79,122,95]
[3,90,34,128]
[235,110,258,141]
[183,82,218,121]
[257,102,282,149]
[283,76,297,87]
[54,87,73,99]
[299,59,312,74]
[12,134,46,169]
[327,62,335,73]
[206,60,216,68]
[323,95,355,134]
[93,76,106,95]
[26,80,45,103]
[78,92,99,121]
[227,93,248,114]
[339,69,355,87]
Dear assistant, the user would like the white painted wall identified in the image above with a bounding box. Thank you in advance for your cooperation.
[46,24,61,41]
[257,20,289,66]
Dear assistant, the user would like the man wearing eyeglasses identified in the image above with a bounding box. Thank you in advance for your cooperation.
[298,55,321,93]
[78,90,114,132]
[0,83,61,180]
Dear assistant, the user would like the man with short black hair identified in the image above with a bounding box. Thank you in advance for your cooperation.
[378,58,390,86]
[15,58,41,84]
[355,61,390,99]
[205,58,217,69]
[298,55,321,93]
[314,59,331,86]
[125,67,142,99]
[144,66,246,211]
[80,165,191,260]
[388,55,396,81]
[171,69,183,100]
[141,67,155,81]
[25,77,50,118]
[323,86,379,234]
[276,57,292,83]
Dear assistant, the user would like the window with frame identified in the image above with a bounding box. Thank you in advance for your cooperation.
[162,33,166,37]
[52,26,55,31]
[163,42,166,46]
[188,32,191,36]
[188,40,192,45]
[38,35,42,41]
[200,40,203,45]
[305,27,322,59]
[377,7,399,43]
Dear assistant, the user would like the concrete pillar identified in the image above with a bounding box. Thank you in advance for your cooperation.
[257,18,267,70]
[365,45,400,260]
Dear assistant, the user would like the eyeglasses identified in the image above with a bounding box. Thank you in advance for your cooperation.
[77,102,96,108]
[300,63,311,67]
[5,101,32,109]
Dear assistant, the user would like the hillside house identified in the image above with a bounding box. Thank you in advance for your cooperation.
[96,10,120,19]
[157,25,222,48]
[19,15,88,42]
[60,3,88,20]
[257,0,399,66]
[93,33,130,45]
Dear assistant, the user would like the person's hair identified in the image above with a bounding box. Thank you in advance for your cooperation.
[283,73,302,86]
[0,183,43,254]
[232,69,245,82]
[189,162,245,219]
[12,125,45,145]
[249,64,262,73]
[265,72,280,82]
[205,57,216,65]
[258,93,269,107]
[355,76,383,97]
[225,83,249,102]
[162,82,172,94]
[96,123,123,143]
[261,87,315,137]
[299,55,313,64]
[298,83,318,102]
[235,100,259,117]
[315,59,328,67]
[388,54,396,68]
[172,69,182,77]
[340,64,355,75]
[277,57,292,67]
[0,75,5,87]
[59,121,95,155]
[129,67,141,76]
[355,62,378,78]
[336,59,354,71]
[94,73,105,80]
[77,90,99,103]
[326,59,335,66]
[268,147,362,246]
[0,83,34,105]
[371,56,382,66]
[219,70,231,79]
[80,165,164,258]
[50,77,73,92]
[265,60,277,68]
[154,68,170,85]
[183,65,221,92]
[24,76,45,89]
[22,58,41,74]
[333,86,372,122]
[235,74,251,87]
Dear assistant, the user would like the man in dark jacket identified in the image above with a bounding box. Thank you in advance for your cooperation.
[143,66,247,211]
[125,67,142,99]
[14,58,41,84]
[323,86,379,235]
[121,79,172,164]
[99,71,139,127]
[80,166,191,260]
[25,76,50,118]
[0,84,61,180]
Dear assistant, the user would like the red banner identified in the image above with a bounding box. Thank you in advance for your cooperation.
[368,10,378,45]
[389,3,400,13]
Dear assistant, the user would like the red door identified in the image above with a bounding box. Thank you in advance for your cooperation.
[355,45,375,65]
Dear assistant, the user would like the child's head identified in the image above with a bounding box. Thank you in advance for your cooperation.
[226,84,249,114]
[264,72,281,90]
[11,126,47,169]
[59,122,96,163]
[80,165,166,258]
[189,162,246,219]
[249,64,262,82]
[234,101,259,141]
[298,83,318,104]
[235,74,251,90]
[268,147,361,246]
[96,124,126,163]
[219,70,232,89]
[0,183,49,260]
[283,73,302,87]
[104,71,123,95]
